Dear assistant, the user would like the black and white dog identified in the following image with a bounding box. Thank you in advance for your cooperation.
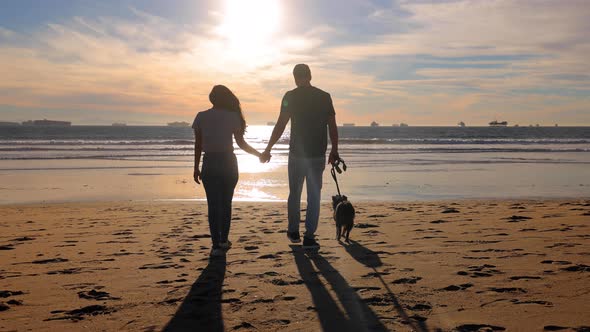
[332,194,355,243]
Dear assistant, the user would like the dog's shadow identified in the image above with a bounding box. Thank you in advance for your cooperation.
[339,240,430,332]
[340,239,383,269]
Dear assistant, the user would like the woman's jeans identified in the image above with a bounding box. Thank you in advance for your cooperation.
[201,152,239,248]
[287,154,326,239]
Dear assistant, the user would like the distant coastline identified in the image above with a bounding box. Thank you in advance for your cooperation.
[1,122,589,128]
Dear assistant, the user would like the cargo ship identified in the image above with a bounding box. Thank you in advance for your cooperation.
[112,123,127,127]
[22,119,71,126]
[167,121,190,127]
[0,121,20,126]
[370,121,379,127]
[489,120,508,127]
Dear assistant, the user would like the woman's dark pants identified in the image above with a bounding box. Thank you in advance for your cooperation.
[201,152,239,248]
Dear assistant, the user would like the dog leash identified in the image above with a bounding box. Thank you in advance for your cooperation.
[330,158,347,196]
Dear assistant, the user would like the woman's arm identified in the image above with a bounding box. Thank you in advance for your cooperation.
[234,131,262,158]
[193,129,202,184]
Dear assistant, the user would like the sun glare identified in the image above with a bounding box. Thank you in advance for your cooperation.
[216,0,281,64]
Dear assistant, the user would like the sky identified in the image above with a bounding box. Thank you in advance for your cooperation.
[0,0,589,126]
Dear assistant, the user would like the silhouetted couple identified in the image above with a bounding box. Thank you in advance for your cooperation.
[193,64,339,257]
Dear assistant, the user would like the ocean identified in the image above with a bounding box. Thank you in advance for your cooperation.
[0,125,589,203]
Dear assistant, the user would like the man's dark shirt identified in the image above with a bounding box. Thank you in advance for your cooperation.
[280,86,335,158]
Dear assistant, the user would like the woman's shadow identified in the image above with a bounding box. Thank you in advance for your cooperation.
[163,255,226,332]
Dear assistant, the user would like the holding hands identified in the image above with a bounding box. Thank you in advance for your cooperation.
[259,149,272,163]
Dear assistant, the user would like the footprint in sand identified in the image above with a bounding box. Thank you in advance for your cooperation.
[31,258,69,264]
[560,264,590,272]
[392,276,422,284]
[139,263,184,270]
[362,271,390,278]
[486,287,527,294]
[511,299,552,306]
[78,289,120,301]
[353,286,381,293]
[457,264,503,278]
[441,283,473,291]
[362,294,395,306]
[233,322,255,330]
[12,236,35,242]
[257,254,279,259]
[454,324,506,331]
[409,303,432,311]
[46,305,116,322]
[509,275,542,280]
[262,319,291,327]
[251,298,275,304]
[270,279,304,286]
[541,260,571,265]
[0,290,25,298]
[504,215,532,222]
[543,325,590,331]
[355,223,379,229]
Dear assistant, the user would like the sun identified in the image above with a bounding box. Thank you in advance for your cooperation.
[216,0,281,54]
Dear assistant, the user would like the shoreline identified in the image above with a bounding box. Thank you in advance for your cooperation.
[1,196,590,207]
[0,196,590,209]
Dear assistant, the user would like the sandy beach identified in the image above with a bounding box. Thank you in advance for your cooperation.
[1,199,589,331]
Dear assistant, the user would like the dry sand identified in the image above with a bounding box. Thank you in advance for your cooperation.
[1,199,589,331]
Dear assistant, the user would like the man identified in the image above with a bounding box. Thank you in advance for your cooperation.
[261,64,339,249]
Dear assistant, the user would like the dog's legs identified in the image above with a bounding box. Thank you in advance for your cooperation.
[336,226,341,241]
[345,226,351,243]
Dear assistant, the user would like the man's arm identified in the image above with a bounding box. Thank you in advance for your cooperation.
[261,111,290,162]
[193,129,202,184]
[328,115,339,165]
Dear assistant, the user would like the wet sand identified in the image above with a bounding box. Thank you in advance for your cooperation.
[1,199,589,331]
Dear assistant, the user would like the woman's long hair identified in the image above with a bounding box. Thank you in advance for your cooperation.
[209,85,246,134]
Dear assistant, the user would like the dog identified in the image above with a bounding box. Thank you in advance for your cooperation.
[332,194,355,243]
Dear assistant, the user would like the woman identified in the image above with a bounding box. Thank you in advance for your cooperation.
[193,85,262,257]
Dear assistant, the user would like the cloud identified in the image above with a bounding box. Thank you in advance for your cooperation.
[0,0,589,125]
[306,0,590,124]
[0,27,15,38]
[0,6,323,124]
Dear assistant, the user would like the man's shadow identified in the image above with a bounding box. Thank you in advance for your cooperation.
[163,255,226,332]
[342,240,429,332]
[291,245,388,332]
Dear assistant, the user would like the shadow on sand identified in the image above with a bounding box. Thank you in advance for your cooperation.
[291,245,388,332]
[341,239,383,268]
[343,240,430,332]
[163,255,226,332]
